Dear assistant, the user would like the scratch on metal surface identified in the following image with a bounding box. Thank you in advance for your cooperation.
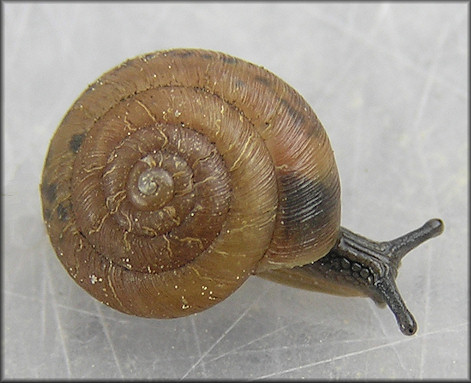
[40,253,48,343]
[315,3,389,108]
[180,287,272,379]
[7,3,32,66]
[4,288,130,326]
[369,304,409,375]
[206,323,293,363]
[254,338,416,379]
[412,20,452,380]
[309,6,466,99]
[199,321,467,363]
[56,301,129,325]
[95,302,124,378]
[190,316,206,377]
[254,322,467,379]
[40,5,76,59]
[202,332,379,357]
[44,265,72,377]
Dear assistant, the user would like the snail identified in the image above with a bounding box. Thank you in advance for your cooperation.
[40,48,444,336]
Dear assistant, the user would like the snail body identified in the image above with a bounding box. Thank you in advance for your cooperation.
[40,49,443,335]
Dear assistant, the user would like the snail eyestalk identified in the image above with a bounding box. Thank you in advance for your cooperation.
[385,218,444,262]
[323,218,444,335]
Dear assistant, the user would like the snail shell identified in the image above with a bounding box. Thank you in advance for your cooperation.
[40,48,340,318]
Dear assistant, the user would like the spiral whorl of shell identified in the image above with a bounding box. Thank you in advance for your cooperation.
[40,49,340,317]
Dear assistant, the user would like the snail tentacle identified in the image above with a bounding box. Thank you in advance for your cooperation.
[384,218,444,262]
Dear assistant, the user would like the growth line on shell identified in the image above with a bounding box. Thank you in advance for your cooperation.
[109,135,129,156]
[173,179,194,197]
[140,154,158,168]
[194,176,219,186]
[212,105,226,137]
[106,266,125,310]
[176,236,204,250]
[58,221,74,242]
[172,170,188,179]
[76,234,84,251]
[227,219,268,234]
[84,164,106,174]
[89,213,110,235]
[105,190,127,214]
[134,143,148,157]
[155,127,169,149]
[192,149,218,168]
[189,266,215,283]
[142,226,158,237]
[214,118,222,137]
[163,234,173,257]
[123,230,131,252]
[230,131,254,172]
[163,206,180,225]
[135,99,157,122]
[124,212,133,232]
[102,164,118,178]
[123,114,137,132]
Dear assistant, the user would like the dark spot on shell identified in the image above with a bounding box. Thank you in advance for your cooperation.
[42,182,57,203]
[254,75,271,86]
[57,202,70,222]
[143,53,156,61]
[114,61,130,73]
[44,149,53,167]
[201,53,213,60]
[277,172,338,247]
[280,98,305,126]
[69,133,86,153]
[222,56,238,64]
[234,79,245,88]
[168,50,194,59]
[43,208,52,220]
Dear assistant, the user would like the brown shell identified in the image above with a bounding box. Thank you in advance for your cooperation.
[40,48,341,318]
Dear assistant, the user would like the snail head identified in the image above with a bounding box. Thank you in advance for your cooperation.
[331,219,445,335]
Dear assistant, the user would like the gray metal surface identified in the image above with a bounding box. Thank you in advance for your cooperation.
[3,2,468,379]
